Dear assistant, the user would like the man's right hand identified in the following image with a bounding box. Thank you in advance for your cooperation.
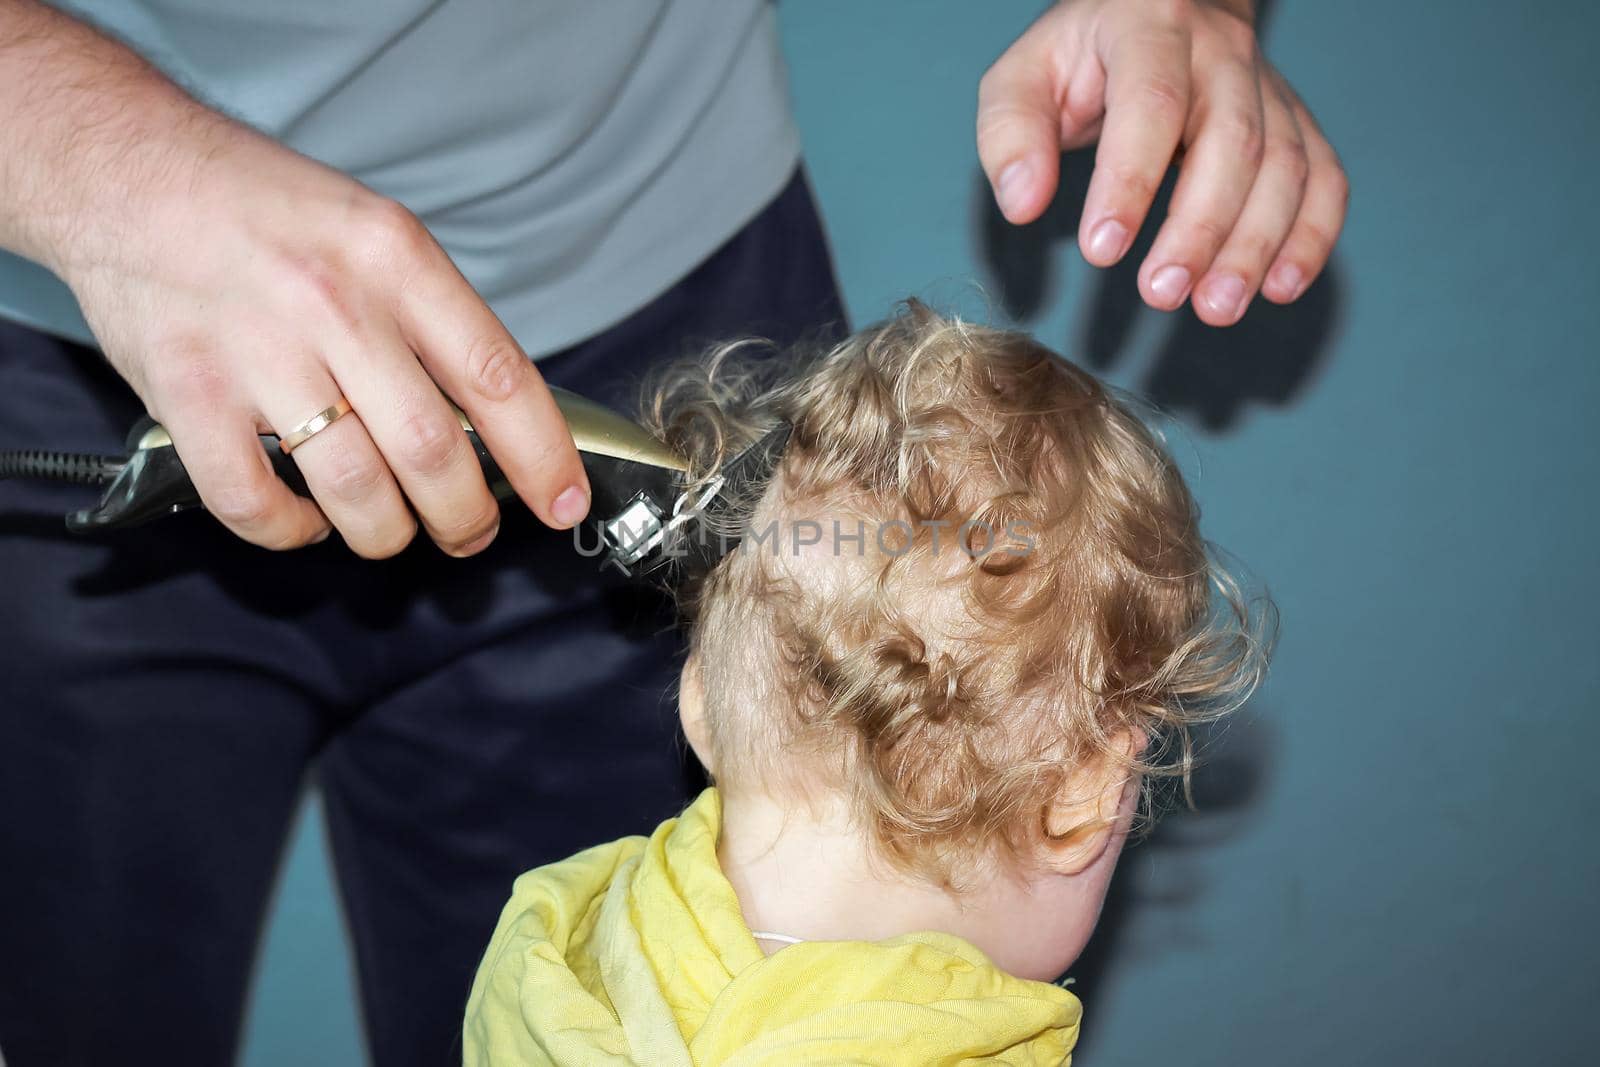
[0,0,590,557]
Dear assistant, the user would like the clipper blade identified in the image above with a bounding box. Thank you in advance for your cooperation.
[604,421,791,578]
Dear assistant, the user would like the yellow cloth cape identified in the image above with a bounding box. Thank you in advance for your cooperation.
[464,788,1081,1065]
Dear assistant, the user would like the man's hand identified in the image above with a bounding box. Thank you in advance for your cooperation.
[978,0,1348,326]
[0,0,589,557]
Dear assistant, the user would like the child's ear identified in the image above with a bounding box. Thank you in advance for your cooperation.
[679,654,717,777]
[1036,728,1145,876]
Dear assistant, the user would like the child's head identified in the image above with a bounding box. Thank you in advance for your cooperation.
[648,301,1267,893]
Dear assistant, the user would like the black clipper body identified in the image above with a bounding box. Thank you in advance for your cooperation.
[4,387,786,579]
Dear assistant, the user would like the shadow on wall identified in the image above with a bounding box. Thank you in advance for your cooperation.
[974,145,1346,433]
[1067,709,1279,1059]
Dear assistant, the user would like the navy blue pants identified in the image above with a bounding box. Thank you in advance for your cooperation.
[0,171,845,1067]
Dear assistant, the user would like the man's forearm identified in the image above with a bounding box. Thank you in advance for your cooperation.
[0,0,226,279]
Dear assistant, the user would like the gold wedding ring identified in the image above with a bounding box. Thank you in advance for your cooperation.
[279,397,353,455]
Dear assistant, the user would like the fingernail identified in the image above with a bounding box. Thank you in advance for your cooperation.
[457,519,500,557]
[1268,262,1305,300]
[1086,219,1130,264]
[997,160,1033,217]
[1199,274,1248,322]
[311,526,332,545]
[552,485,589,527]
[1149,265,1192,308]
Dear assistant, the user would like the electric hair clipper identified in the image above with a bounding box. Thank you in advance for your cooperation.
[0,387,788,577]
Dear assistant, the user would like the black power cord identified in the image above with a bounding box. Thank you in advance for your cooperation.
[0,449,125,486]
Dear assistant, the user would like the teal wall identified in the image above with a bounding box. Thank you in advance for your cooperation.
[242,2,1600,1062]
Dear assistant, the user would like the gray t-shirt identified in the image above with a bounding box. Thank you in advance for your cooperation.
[0,0,800,358]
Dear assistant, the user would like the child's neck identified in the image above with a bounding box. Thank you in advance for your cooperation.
[715,787,1105,982]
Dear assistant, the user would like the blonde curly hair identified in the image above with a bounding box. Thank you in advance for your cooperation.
[643,301,1270,887]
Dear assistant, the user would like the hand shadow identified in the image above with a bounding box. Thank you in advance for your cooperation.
[976,145,1346,434]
